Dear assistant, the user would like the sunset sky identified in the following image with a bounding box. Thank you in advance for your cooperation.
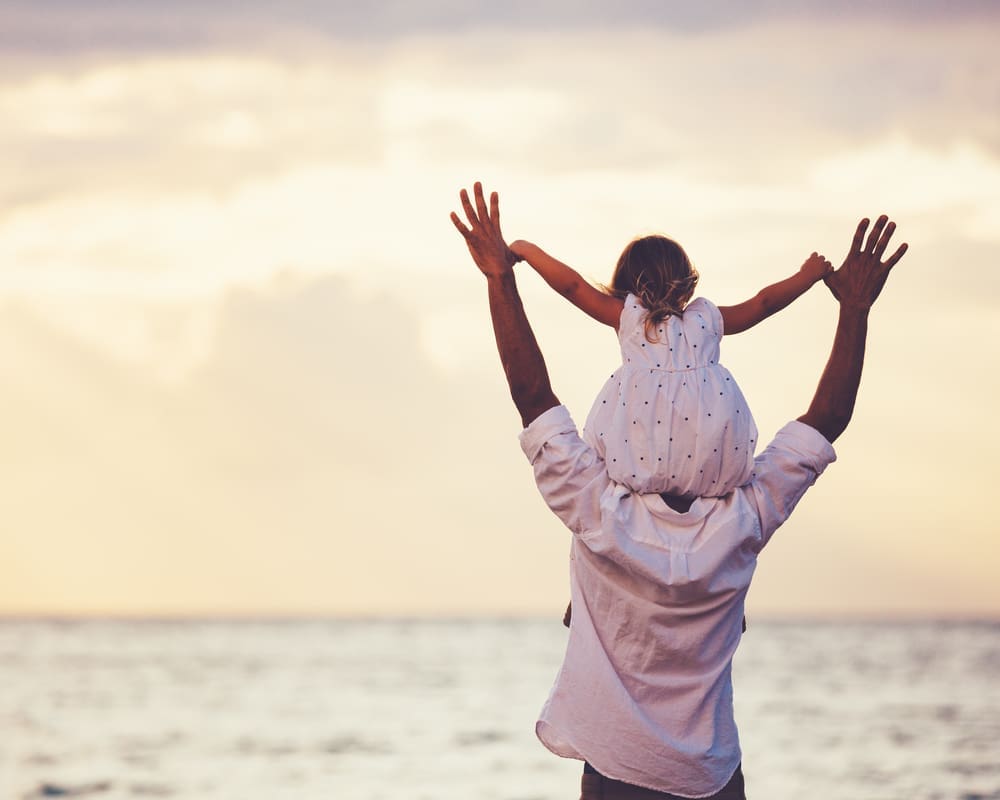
[2,1,998,618]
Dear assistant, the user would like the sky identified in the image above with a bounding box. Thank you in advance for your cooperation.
[1,1,998,618]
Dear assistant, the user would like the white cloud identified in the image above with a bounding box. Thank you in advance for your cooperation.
[2,11,998,615]
[2,271,997,616]
[809,138,1000,241]
[0,280,570,615]
[1,21,996,305]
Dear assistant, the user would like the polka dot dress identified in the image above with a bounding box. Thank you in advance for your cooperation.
[582,295,758,497]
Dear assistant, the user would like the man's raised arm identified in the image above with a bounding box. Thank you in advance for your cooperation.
[798,215,908,443]
[451,182,559,427]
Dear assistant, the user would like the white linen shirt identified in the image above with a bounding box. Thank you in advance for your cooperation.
[519,405,836,798]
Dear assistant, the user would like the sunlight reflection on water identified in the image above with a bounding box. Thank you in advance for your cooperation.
[2,619,998,800]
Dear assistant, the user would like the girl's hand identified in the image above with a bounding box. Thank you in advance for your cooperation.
[800,252,834,283]
[509,239,537,265]
[509,239,533,259]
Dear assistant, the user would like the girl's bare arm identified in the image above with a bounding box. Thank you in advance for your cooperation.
[510,240,624,329]
[717,253,833,335]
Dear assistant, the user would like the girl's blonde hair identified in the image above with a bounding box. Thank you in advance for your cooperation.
[606,235,699,341]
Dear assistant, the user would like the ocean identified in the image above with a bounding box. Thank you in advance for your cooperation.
[1,618,998,800]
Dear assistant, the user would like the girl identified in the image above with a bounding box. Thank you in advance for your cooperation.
[509,235,832,498]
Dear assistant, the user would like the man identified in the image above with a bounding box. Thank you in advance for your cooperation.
[451,182,907,800]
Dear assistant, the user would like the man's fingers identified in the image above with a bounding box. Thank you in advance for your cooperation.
[450,211,471,239]
[872,221,896,258]
[474,181,489,223]
[850,218,869,254]
[459,188,477,227]
[489,190,500,225]
[865,215,888,254]
[883,241,908,270]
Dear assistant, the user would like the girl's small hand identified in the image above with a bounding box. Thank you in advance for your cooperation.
[800,252,833,283]
[509,239,535,264]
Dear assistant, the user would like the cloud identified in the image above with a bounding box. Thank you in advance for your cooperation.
[2,2,998,616]
[0,277,576,615]
[2,14,998,307]
[2,0,998,57]
[3,13,999,210]
[2,17,997,295]
[2,264,998,617]
[0,54,383,213]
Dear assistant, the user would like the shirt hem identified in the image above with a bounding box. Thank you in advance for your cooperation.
[536,720,740,799]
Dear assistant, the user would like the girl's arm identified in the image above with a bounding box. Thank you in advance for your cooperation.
[717,252,833,335]
[510,240,624,329]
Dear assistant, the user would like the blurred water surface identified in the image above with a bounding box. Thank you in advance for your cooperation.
[1,618,998,800]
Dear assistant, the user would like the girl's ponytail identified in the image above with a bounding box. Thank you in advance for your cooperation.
[608,236,699,342]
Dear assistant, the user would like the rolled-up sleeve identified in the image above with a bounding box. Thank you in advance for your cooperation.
[518,405,609,537]
[748,420,837,550]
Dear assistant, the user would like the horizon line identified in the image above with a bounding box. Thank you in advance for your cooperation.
[1,610,998,625]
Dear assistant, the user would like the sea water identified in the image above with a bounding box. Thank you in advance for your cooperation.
[1,618,998,800]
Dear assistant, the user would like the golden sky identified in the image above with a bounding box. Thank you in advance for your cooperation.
[2,2,998,617]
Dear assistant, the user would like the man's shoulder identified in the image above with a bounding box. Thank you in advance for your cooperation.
[739,420,838,548]
[751,420,837,474]
[519,404,577,463]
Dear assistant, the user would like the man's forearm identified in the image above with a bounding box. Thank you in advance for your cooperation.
[797,305,870,444]
[487,271,560,427]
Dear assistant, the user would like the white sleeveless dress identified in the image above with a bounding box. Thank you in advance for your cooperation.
[582,295,758,497]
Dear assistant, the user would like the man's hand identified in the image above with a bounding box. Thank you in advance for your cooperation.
[451,181,559,426]
[798,214,908,443]
[450,181,516,278]
[824,215,908,310]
